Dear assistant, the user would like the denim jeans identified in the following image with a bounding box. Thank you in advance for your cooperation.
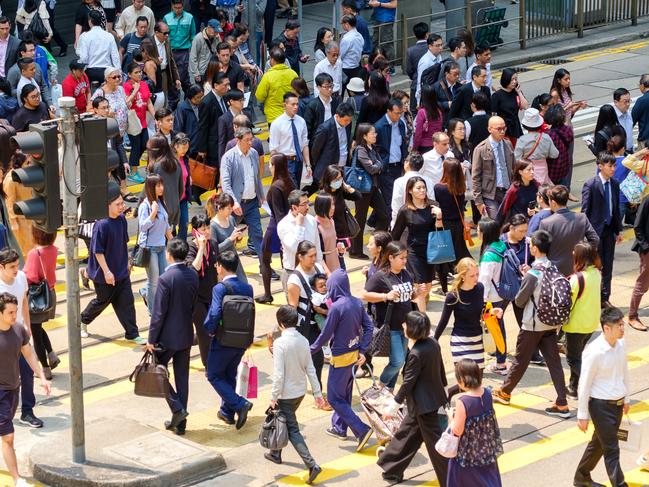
[288,159,303,189]
[270,396,317,468]
[380,330,408,389]
[241,198,263,257]
[175,199,189,240]
[145,246,167,314]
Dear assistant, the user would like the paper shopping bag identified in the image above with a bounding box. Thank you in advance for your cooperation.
[247,362,258,399]
[618,416,642,451]
[235,360,250,397]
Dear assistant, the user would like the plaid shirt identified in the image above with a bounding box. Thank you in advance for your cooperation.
[547,124,574,183]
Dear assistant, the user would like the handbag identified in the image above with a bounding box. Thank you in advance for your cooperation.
[344,148,372,193]
[27,2,49,42]
[453,195,474,247]
[426,225,456,264]
[28,249,52,315]
[131,226,150,268]
[618,415,642,451]
[129,350,170,398]
[235,353,258,399]
[369,301,393,358]
[344,207,361,239]
[620,157,649,204]
[435,426,459,458]
[189,155,217,190]
[259,407,289,450]
[126,109,143,136]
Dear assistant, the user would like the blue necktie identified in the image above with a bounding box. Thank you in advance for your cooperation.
[291,118,303,163]
[604,180,612,226]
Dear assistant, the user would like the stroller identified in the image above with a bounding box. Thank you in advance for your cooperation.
[352,363,407,456]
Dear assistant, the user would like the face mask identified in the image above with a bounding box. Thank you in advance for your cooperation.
[330,179,343,190]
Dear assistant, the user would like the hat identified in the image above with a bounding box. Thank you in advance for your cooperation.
[104,66,121,80]
[69,60,87,71]
[347,77,365,93]
[107,181,122,204]
[521,108,543,129]
[207,19,223,33]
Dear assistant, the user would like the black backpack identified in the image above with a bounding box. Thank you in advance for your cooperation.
[215,281,255,348]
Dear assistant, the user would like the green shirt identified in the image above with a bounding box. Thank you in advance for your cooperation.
[163,11,196,50]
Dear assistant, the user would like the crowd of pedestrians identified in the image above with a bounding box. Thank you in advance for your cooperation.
[3,2,649,486]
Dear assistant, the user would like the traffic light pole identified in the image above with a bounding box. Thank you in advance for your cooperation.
[59,97,86,464]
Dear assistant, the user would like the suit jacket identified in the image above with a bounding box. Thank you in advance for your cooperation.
[433,79,457,129]
[449,83,491,121]
[303,95,340,144]
[406,41,429,91]
[539,208,600,276]
[311,116,352,181]
[148,263,199,350]
[196,91,226,165]
[394,337,448,416]
[471,137,514,206]
[204,276,254,336]
[217,110,235,162]
[221,145,264,205]
[1,36,19,78]
[375,116,408,165]
[153,37,180,84]
[467,113,490,148]
[582,175,623,236]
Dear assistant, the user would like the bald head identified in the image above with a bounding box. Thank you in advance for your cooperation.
[432,132,450,154]
[488,116,507,141]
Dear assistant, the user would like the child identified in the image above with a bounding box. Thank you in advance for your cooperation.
[310,273,332,360]
[172,133,192,240]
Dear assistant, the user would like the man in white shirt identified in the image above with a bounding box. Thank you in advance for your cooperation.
[575,307,629,487]
[421,132,454,186]
[153,21,181,109]
[390,152,436,228]
[16,58,40,107]
[312,42,342,97]
[415,33,443,105]
[465,45,493,90]
[269,92,312,188]
[76,9,120,86]
[339,14,364,92]
[114,0,155,38]
[613,87,634,152]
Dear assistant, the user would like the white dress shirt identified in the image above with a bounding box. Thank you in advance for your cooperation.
[421,148,454,185]
[239,145,256,200]
[615,105,634,151]
[155,37,168,70]
[339,28,363,69]
[76,26,121,69]
[277,212,323,271]
[415,50,442,104]
[577,334,630,420]
[390,170,436,229]
[320,95,332,122]
[269,112,309,158]
[312,57,342,96]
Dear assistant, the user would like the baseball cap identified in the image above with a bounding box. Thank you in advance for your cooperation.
[207,19,223,33]
[69,60,87,71]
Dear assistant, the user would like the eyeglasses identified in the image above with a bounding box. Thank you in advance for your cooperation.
[109,75,121,80]
[160,31,170,35]
[320,84,333,90]
[493,126,507,132]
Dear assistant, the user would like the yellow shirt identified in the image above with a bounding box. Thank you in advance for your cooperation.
[563,266,602,334]
[256,64,299,124]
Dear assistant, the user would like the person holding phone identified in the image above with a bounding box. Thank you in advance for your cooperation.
[207,192,247,282]
[497,160,540,225]
[491,68,528,148]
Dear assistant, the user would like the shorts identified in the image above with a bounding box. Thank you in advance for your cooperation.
[104,8,116,23]
[0,388,19,436]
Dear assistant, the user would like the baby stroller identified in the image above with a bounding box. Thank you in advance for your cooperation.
[352,363,407,456]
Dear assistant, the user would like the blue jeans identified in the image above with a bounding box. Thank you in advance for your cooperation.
[380,330,408,389]
[145,246,168,314]
[241,198,263,257]
[288,159,303,189]
[175,199,189,240]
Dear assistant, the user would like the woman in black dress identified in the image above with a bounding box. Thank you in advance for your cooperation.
[392,176,444,311]
[491,68,528,148]
[357,71,390,126]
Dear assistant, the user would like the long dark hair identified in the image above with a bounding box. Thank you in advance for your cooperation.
[420,85,440,121]
[371,230,392,267]
[147,135,177,174]
[377,240,407,271]
[319,166,343,194]
[479,218,501,256]
[269,153,295,197]
[404,176,433,210]
[314,27,332,53]
[447,118,470,158]
[594,104,619,133]
[364,71,390,115]
[144,174,164,205]
[550,68,572,99]
[511,159,534,186]
[355,123,375,148]
[24,0,38,13]
[440,158,466,196]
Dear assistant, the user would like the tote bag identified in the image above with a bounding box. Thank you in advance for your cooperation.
[620,158,649,204]
[126,109,143,136]
[427,227,456,264]
[344,148,372,193]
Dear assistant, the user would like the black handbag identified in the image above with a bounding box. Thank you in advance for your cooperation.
[344,207,361,239]
[259,407,289,450]
[369,301,393,357]
[131,227,150,267]
[28,249,52,315]
[27,2,49,42]
[129,350,170,398]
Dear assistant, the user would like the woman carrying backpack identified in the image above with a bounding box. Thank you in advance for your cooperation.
[563,243,602,400]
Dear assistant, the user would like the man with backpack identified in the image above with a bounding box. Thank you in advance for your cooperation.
[493,230,572,419]
[204,250,256,430]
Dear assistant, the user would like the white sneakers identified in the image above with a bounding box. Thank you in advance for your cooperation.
[80,324,89,338]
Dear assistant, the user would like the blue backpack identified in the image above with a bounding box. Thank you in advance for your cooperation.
[489,245,522,302]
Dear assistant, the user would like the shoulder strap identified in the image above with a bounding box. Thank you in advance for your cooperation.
[36,248,47,284]
[293,270,312,300]
[222,280,234,295]
[525,132,543,160]
[576,272,585,300]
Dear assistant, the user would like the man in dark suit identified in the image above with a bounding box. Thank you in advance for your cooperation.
[0,18,19,79]
[375,98,408,216]
[582,153,623,305]
[449,65,491,121]
[308,102,354,194]
[196,72,230,169]
[405,22,429,113]
[204,251,255,430]
[466,91,491,148]
[216,89,245,162]
[539,185,600,277]
[304,73,340,144]
[378,311,449,485]
[146,238,199,435]
[433,61,461,130]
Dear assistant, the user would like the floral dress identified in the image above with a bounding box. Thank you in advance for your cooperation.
[93,86,128,136]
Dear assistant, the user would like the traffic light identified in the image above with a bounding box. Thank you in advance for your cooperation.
[11,123,61,233]
[79,116,120,221]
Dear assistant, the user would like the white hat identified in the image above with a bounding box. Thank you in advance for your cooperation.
[347,77,365,93]
[521,108,543,129]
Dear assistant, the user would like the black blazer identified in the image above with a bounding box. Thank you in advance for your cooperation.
[394,337,448,416]
[582,175,623,236]
[406,41,429,90]
[197,91,226,166]
[217,110,235,163]
[467,113,490,148]
[311,116,352,181]
[303,96,340,143]
[449,83,491,121]
[1,36,19,78]
[433,79,458,129]
[148,263,199,351]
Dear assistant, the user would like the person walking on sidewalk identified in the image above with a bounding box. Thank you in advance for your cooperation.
[493,230,571,419]
[146,238,198,436]
[265,305,324,485]
[629,187,649,331]
[310,269,374,452]
[574,306,630,487]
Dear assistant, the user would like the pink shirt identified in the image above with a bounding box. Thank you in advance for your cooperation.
[24,245,58,289]
[413,108,443,150]
[0,38,8,77]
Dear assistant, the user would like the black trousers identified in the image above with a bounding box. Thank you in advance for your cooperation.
[156,347,191,414]
[352,188,389,255]
[263,0,277,47]
[86,67,107,89]
[575,399,627,487]
[565,332,592,392]
[45,3,67,51]
[377,409,448,487]
[379,163,404,217]
[80,277,140,339]
[192,299,212,367]
[30,322,53,369]
[598,225,616,302]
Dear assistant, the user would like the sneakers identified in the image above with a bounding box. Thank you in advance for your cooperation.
[127,172,145,184]
[356,428,373,452]
[80,324,89,338]
[545,404,572,419]
[492,388,511,405]
[270,269,281,281]
[325,427,347,440]
[486,363,508,376]
[129,336,147,346]
[20,412,44,428]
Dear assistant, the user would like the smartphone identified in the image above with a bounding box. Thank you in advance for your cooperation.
[528,201,537,210]
[235,224,248,232]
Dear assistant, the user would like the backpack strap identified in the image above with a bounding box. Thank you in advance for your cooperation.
[222,280,233,296]
[576,272,585,300]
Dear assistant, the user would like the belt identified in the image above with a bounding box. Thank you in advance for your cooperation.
[591,398,625,406]
[241,198,256,204]
[286,156,299,161]
[172,48,189,52]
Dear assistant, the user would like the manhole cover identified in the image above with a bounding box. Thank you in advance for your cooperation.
[105,432,206,469]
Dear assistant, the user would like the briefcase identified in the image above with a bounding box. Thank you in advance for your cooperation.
[129,350,170,398]
[189,156,217,190]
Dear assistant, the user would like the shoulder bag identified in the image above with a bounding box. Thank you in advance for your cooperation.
[344,207,361,239]
[28,249,52,315]
[526,132,550,185]
[368,300,393,357]
[453,194,474,247]
[344,147,372,193]
[129,350,170,398]
[131,220,150,268]
[126,107,143,136]
[189,154,217,191]
[28,2,49,42]
[620,156,649,205]
[259,407,289,450]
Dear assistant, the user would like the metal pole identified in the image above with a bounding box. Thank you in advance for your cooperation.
[632,0,638,26]
[246,0,256,62]
[519,0,526,50]
[59,96,85,464]
[577,0,585,38]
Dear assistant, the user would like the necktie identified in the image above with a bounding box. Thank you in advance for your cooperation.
[497,142,510,187]
[604,180,612,225]
[291,118,303,162]
[219,97,227,113]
